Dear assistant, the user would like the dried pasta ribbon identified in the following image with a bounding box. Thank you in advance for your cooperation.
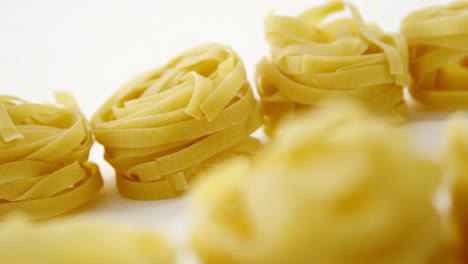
[401,1,468,109]
[257,0,409,136]
[92,43,262,200]
[0,218,174,263]
[0,93,103,219]
[191,101,440,264]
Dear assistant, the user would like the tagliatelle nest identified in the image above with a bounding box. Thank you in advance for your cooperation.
[401,1,468,109]
[256,1,410,136]
[0,218,174,264]
[0,93,103,219]
[191,101,440,264]
[92,43,262,201]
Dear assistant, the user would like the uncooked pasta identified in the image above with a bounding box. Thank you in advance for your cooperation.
[257,1,409,135]
[402,1,468,109]
[0,218,174,264]
[192,101,440,264]
[0,93,103,219]
[443,120,468,263]
[92,43,262,200]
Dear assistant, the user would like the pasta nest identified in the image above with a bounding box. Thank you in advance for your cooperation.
[92,43,262,200]
[402,1,468,109]
[0,218,174,264]
[192,101,440,264]
[0,93,103,219]
[256,1,410,136]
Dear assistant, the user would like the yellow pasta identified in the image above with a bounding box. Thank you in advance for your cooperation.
[442,120,468,263]
[257,1,410,136]
[0,93,103,219]
[92,43,262,200]
[401,1,468,109]
[0,217,174,264]
[191,101,440,264]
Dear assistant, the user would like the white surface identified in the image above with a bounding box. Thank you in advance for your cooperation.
[0,0,463,262]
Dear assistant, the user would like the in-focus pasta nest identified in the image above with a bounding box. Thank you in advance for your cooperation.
[0,93,103,219]
[401,1,468,109]
[257,0,410,136]
[92,43,262,201]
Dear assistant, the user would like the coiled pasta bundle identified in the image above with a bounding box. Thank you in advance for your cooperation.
[192,102,440,264]
[402,1,468,109]
[0,218,174,264]
[92,44,262,201]
[257,1,409,135]
[0,93,103,219]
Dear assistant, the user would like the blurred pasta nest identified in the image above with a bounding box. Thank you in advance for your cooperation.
[401,1,468,109]
[442,121,468,263]
[0,218,174,264]
[92,43,262,201]
[192,101,440,264]
[0,94,103,219]
[256,0,410,136]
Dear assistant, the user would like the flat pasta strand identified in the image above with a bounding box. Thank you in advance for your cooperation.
[257,0,409,136]
[401,1,468,109]
[92,43,262,200]
[0,94,103,219]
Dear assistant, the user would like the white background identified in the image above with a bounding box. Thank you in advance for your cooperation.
[0,0,460,263]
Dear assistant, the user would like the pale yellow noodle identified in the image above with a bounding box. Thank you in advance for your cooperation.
[442,120,468,263]
[257,1,409,136]
[191,101,440,264]
[401,1,468,109]
[92,43,262,200]
[0,93,103,219]
[0,218,174,264]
